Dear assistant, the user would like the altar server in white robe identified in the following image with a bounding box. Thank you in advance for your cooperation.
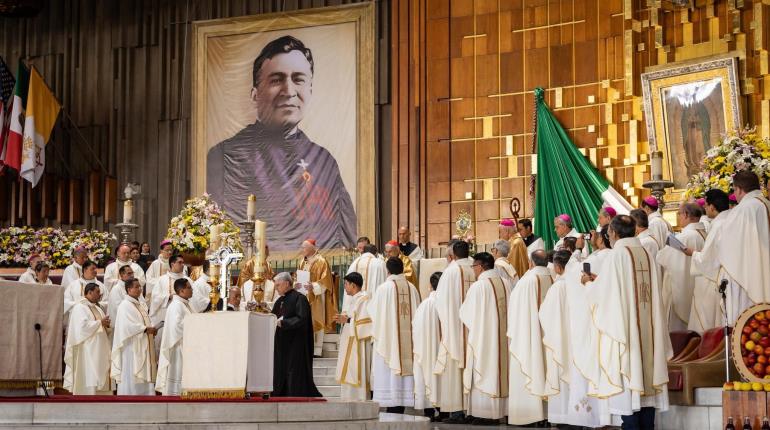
[582,215,672,427]
[111,278,158,395]
[335,272,373,401]
[145,240,175,302]
[17,254,42,283]
[64,284,113,395]
[685,189,731,329]
[630,209,660,260]
[343,244,387,311]
[62,247,88,290]
[710,171,770,323]
[156,278,194,396]
[108,265,147,324]
[369,257,421,411]
[507,250,553,426]
[491,240,518,286]
[150,254,191,349]
[104,243,146,293]
[413,272,442,417]
[434,240,475,421]
[656,202,706,331]
[459,252,509,423]
[641,196,672,250]
[64,261,108,318]
[190,260,212,313]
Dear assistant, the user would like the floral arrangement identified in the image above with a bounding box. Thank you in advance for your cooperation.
[0,227,115,268]
[685,127,770,198]
[165,194,241,254]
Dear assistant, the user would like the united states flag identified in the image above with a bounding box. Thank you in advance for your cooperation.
[0,56,15,170]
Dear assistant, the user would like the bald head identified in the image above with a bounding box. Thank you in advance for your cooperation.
[397,226,411,244]
[228,286,242,306]
[531,250,549,267]
[300,240,317,257]
[116,244,131,261]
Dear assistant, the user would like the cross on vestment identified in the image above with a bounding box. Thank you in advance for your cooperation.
[297,159,312,183]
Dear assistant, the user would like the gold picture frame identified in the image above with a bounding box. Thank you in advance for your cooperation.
[641,54,742,203]
[191,3,376,251]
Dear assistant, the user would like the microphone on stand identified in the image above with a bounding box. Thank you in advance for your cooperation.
[718,279,731,383]
[719,278,728,295]
[34,323,50,398]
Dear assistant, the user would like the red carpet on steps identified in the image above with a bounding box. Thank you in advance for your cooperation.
[0,395,325,403]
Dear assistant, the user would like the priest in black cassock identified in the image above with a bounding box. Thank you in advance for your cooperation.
[271,272,322,397]
[206,35,356,251]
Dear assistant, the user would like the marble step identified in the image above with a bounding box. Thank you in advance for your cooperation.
[313,366,335,377]
[321,349,338,359]
[324,333,340,343]
[313,375,339,386]
[318,385,340,398]
[313,357,337,367]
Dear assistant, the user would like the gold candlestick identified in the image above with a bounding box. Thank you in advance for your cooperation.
[208,263,221,312]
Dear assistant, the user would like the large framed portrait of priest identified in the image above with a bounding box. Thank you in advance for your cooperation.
[191,4,375,252]
[641,54,741,200]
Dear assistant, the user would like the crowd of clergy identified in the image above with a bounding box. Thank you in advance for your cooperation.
[333,170,770,429]
[17,169,770,430]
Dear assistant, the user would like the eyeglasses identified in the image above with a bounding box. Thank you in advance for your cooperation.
[471,263,481,268]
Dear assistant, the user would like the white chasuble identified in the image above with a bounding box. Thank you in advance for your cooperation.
[336,291,373,401]
[647,211,672,250]
[434,259,475,413]
[156,295,192,395]
[104,260,146,292]
[343,252,387,312]
[64,278,108,317]
[412,290,441,410]
[150,272,190,351]
[61,262,83,292]
[64,299,112,395]
[494,257,518,287]
[111,296,157,395]
[656,222,705,331]
[369,274,421,407]
[459,270,509,420]
[718,190,770,319]
[562,250,613,427]
[586,237,671,417]
[507,265,553,425]
[691,210,734,327]
[190,274,211,313]
[108,280,148,325]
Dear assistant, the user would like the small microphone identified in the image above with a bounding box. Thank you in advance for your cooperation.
[34,323,41,331]
[718,279,728,294]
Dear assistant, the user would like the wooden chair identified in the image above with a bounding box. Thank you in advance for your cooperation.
[668,327,733,405]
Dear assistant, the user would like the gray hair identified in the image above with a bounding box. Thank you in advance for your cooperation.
[274,272,292,284]
[492,240,510,257]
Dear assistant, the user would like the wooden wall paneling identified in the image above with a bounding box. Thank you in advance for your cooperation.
[104,176,117,224]
[0,176,8,221]
[88,170,101,216]
[68,178,82,225]
[41,174,56,220]
[25,182,40,227]
[56,178,69,225]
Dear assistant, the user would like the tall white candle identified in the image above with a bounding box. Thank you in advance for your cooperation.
[123,199,133,224]
[255,220,267,265]
[651,151,663,180]
[246,194,256,221]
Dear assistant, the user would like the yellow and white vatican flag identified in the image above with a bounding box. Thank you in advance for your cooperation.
[20,67,60,187]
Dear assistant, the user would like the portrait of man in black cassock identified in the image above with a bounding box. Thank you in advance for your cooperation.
[270,272,321,397]
[206,35,356,251]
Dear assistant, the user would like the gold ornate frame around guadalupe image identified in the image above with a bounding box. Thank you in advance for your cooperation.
[190,3,376,249]
[641,54,742,203]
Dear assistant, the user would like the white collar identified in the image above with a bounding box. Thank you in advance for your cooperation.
[386,274,406,282]
[683,222,704,232]
[613,237,642,249]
